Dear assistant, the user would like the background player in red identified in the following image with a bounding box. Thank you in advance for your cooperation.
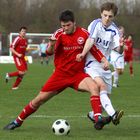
[4,10,111,131]
[124,34,134,76]
[5,26,28,90]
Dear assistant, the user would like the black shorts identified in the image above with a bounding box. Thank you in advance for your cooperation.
[41,53,47,57]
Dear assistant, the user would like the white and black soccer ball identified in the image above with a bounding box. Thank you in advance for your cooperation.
[52,119,70,136]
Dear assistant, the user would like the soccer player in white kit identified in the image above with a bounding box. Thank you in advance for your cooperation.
[110,26,125,87]
[76,2,124,126]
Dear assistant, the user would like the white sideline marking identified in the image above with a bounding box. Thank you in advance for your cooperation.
[31,115,140,118]
[0,115,140,119]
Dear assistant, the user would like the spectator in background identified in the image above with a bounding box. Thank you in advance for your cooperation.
[124,34,134,76]
[5,26,28,90]
[39,39,49,65]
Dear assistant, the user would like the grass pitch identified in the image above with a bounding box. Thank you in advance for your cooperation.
[0,61,140,140]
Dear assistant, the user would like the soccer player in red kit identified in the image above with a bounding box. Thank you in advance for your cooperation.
[5,26,28,90]
[124,34,134,76]
[3,10,111,131]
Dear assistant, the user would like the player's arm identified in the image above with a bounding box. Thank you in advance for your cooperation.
[90,45,110,70]
[46,37,56,55]
[114,36,125,54]
[82,37,94,56]
[76,37,94,61]
[10,46,22,58]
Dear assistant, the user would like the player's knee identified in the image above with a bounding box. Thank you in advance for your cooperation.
[19,71,26,75]
[32,95,46,107]
[90,83,99,96]
[100,84,107,91]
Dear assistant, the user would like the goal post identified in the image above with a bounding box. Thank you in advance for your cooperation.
[9,32,53,56]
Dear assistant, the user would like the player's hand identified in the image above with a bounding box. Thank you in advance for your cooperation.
[49,37,57,41]
[101,57,110,71]
[120,37,125,47]
[76,53,84,62]
[17,53,22,58]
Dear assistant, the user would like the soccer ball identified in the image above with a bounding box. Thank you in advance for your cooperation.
[52,119,70,136]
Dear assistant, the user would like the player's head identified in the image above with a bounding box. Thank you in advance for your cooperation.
[59,10,76,34]
[100,2,118,27]
[127,34,133,40]
[19,26,27,37]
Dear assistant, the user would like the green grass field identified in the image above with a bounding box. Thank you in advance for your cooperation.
[0,61,140,140]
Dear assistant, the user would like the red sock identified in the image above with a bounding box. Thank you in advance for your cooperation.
[90,95,102,122]
[130,66,133,75]
[16,102,37,125]
[12,75,23,88]
[9,71,19,77]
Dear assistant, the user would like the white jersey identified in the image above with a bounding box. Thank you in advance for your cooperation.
[86,18,120,66]
[85,18,120,93]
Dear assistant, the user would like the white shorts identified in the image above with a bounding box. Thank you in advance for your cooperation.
[85,63,112,94]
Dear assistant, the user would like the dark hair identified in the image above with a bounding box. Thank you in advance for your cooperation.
[59,10,75,22]
[19,26,27,31]
[100,2,118,16]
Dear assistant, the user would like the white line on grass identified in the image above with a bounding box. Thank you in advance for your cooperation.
[31,114,140,118]
[0,115,140,119]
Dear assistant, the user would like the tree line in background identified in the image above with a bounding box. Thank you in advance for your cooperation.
[0,0,140,48]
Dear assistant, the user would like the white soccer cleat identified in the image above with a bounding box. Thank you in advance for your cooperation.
[113,83,118,88]
[12,87,19,90]
[5,73,10,83]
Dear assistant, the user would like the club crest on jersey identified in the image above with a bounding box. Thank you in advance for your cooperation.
[77,37,84,45]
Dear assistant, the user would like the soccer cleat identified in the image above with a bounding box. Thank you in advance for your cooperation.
[113,83,119,88]
[12,87,19,90]
[3,121,20,130]
[94,115,112,130]
[112,110,124,125]
[87,111,95,123]
[5,73,10,83]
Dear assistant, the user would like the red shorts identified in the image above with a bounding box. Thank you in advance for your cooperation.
[124,55,133,62]
[41,70,89,92]
[13,56,27,71]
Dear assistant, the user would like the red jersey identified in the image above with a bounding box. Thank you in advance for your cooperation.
[124,39,133,60]
[50,27,104,76]
[10,35,28,58]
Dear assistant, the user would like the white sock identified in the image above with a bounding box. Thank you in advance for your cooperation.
[113,71,119,85]
[112,71,115,76]
[100,90,115,116]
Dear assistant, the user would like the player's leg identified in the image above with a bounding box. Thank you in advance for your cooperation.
[129,60,133,76]
[3,71,67,130]
[5,57,20,83]
[77,76,111,130]
[3,90,58,130]
[12,71,25,89]
[12,59,27,89]
[88,73,124,126]
[112,69,119,87]
[111,61,119,87]
[5,71,19,83]
[40,53,43,64]
[46,55,49,65]
[94,77,116,116]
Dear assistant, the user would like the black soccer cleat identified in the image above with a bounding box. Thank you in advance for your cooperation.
[94,115,112,130]
[112,110,124,125]
[3,121,20,130]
